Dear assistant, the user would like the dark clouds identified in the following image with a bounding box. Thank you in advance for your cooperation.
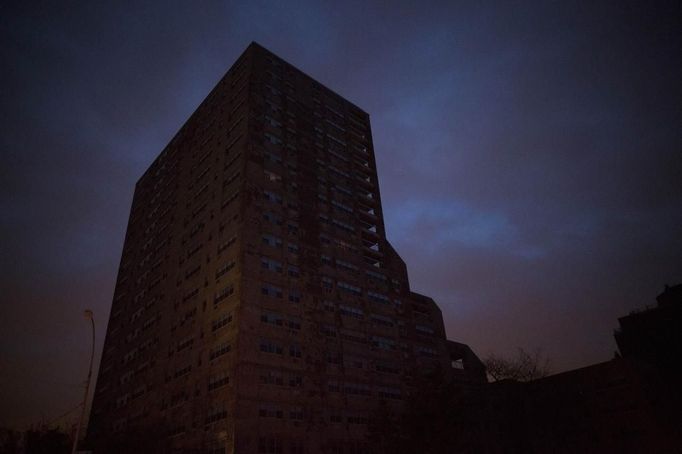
[1,0,681,428]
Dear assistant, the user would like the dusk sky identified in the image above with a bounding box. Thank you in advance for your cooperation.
[1,1,680,429]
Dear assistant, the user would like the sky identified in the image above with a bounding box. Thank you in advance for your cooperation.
[1,0,681,430]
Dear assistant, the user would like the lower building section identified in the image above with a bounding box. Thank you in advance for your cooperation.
[88,334,484,454]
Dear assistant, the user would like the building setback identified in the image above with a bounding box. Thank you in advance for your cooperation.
[88,42,484,454]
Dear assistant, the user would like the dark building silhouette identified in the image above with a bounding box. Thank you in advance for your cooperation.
[615,283,682,374]
[481,284,682,454]
[485,359,674,453]
[446,340,486,385]
[87,42,483,453]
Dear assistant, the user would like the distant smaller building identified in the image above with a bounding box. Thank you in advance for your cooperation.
[528,358,672,453]
[615,284,682,374]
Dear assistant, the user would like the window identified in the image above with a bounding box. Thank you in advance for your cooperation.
[260,370,284,386]
[343,382,371,396]
[416,346,438,357]
[326,351,342,365]
[289,344,302,358]
[328,148,348,163]
[375,362,400,374]
[259,405,283,419]
[334,238,358,253]
[216,261,235,278]
[266,99,281,112]
[367,291,390,304]
[217,236,237,253]
[371,314,394,327]
[261,312,283,327]
[347,415,368,425]
[261,284,283,299]
[214,285,234,305]
[289,407,304,421]
[264,115,282,128]
[263,190,282,204]
[132,385,146,399]
[340,329,366,344]
[225,148,242,167]
[261,257,283,273]
[185,265,201,279]
[208,372,229,391]
[264,132,282,145]
[259,340,283,355]
[339,305,363,319]
[328,164,350,178]
[263,212,283,226]
[321,276,333,289]
[377,386,402,400]
[287,265,300,277]
[168,424,185,437]
[338,281,362,296]
[320,324,337,337]
[193,183,209,200]
[366,270,387,281]
[142,315,158,331]
[262,234,283,248]
[176,336,193,352]
[212,313,232,332]
[264,169,282,182]
[416,324,435,335]
[174,364,192,379]
[116,393,130,408]
[332,218,355,232]
[371,336,395,351]
[182,288,199,302]
[261,312,301,330]
[265,151,282,164]
[224,170,240,187]
[335,259,358,272]
[221,191,239,209]
[333,184,352,196]
[288,375,302,388]
[331,200,353,213]
[288,289,301,303]
[209,342,231,361]
[345,357,364,369]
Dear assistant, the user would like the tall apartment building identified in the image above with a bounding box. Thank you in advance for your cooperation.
[88,42,485,454]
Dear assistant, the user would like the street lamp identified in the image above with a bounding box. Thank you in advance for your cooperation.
[72,309,95,454]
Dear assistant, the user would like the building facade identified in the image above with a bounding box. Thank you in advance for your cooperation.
[88,42,483,454]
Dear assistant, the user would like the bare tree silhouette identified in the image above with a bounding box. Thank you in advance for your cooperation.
[484,348,551,382]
